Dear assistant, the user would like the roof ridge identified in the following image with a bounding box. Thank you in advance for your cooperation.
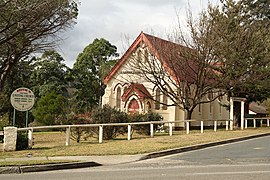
[142,33,180,46]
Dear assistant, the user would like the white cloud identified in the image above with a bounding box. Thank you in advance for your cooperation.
[57,0,219,68]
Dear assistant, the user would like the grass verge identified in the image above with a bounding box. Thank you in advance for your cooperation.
[0,128,269,158]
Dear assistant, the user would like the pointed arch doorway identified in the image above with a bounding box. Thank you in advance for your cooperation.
[128,98,139,114]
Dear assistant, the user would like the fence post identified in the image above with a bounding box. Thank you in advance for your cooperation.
[230,120,233,130]
[201,121,203,133]
[169,122,173,136]
[230,97,234,130]
[99,125,103,143]
[267,118,269,127]
[127,124,131,140]
[245,119,248,129]
[226,120,228,131]
[241,101,244,130]
[65,126,71,146]
[28,128,33,148]
[186,121,190,134]
[253,119,256,128]
[214,120,217,132]
[150,123,154,137]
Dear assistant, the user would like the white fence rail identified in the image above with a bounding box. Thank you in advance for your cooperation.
[16,119,233,147]
[244,118,270,129]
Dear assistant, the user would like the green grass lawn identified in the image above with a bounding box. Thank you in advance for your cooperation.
[0,128,270,159]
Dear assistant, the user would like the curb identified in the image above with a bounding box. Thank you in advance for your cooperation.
[0,162,102,174]
[140,132,270,160]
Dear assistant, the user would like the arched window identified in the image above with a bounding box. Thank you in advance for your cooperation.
[217,91,223,102]
[146,101,151,113]
[155,88,161,110]
[207,91,213,113]
[162,94,168,110]
[116,87,121,109]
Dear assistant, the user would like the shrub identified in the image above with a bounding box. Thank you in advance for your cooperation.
[33,91,67,125]
[92,105,128,140]
[0,114,8,131]
[16,132,28,150]
[129,112,163,135]
[66,114,94,143]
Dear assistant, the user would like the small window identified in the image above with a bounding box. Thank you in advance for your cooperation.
[146,101,151,113]
[207,91,213,101]
[116,87,121,109]
[217,92,223,102]
[155,88,161,110]
[137,50,142,62]
[162,94,168,110]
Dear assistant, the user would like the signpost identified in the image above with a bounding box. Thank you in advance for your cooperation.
[10,87,35,127]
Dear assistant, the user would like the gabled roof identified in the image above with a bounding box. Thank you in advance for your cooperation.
[104,32,199,85]
[122,83,151,102]
[249,102,268,115]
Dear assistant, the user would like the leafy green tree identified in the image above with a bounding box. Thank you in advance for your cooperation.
[241,0,270,27]
[0,58,35,126]
[33,91,67,125]
[31,51,69,98]
[207,0,270,101]
[0,0,78,91]
[71,38,119,113]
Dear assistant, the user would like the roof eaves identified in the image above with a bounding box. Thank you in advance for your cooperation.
[104,32,144,85]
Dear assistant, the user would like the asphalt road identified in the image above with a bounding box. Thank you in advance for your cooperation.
[1,135,270,180]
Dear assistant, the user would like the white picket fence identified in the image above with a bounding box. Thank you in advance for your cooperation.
[17,119,233,147]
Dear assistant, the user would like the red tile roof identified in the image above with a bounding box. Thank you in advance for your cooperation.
[104,32,209,85]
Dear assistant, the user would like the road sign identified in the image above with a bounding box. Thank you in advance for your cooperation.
[10,87,35,111]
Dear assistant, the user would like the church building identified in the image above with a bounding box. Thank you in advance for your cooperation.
[102,32,230,128]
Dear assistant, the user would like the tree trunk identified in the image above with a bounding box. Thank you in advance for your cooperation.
[186,109,193,120]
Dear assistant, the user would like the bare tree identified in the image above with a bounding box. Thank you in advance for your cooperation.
[123,10,222,120]
[0,0,78,90]
[122,1,270,120]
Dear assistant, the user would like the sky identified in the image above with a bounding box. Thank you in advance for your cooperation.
[57,0,219,68]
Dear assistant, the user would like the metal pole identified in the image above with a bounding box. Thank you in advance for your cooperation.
[13,108,16,126]
[26,110,29,127]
